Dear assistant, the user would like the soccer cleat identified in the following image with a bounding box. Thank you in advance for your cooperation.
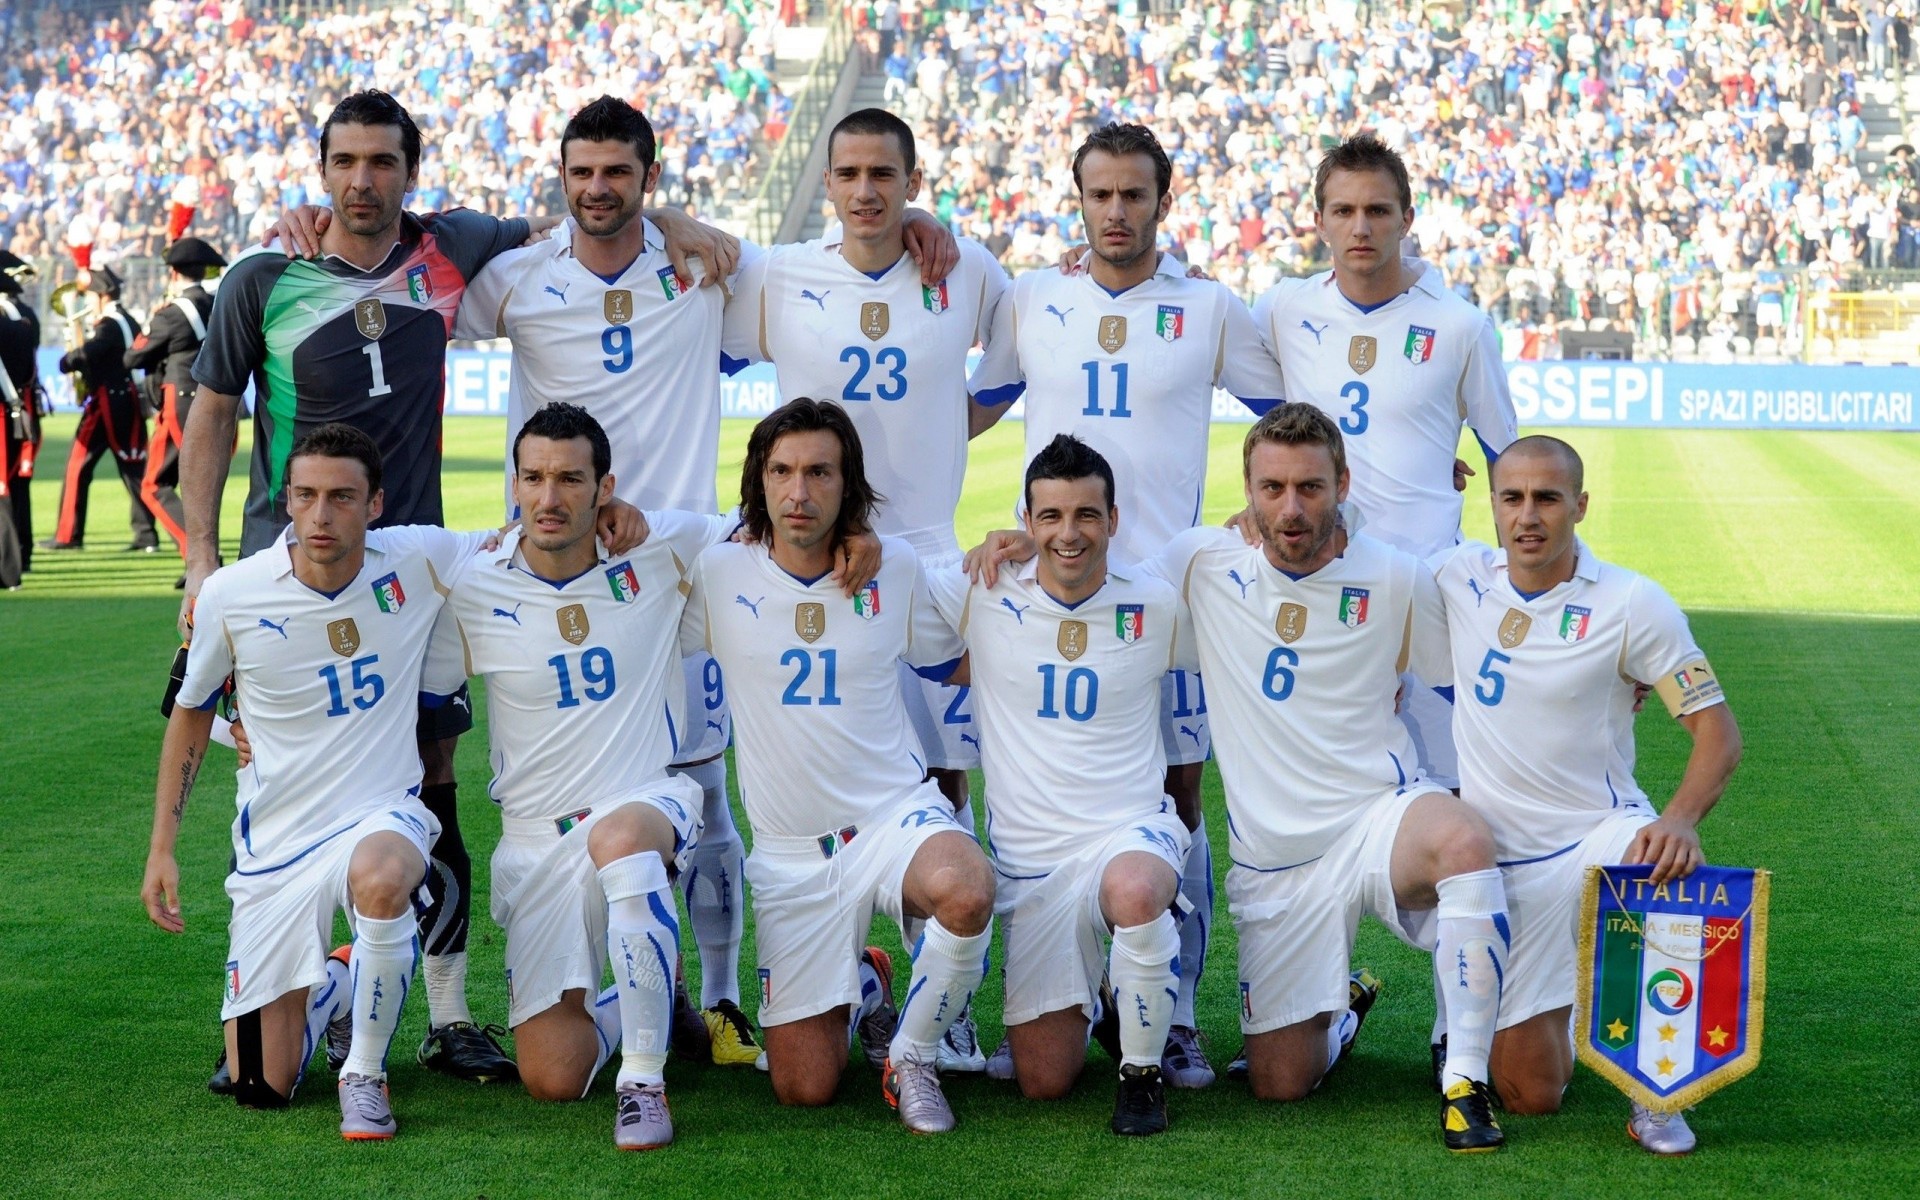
[702,999,764,1068]
[936,1011,987,1073]
[1430,1035,1448,1093]
[208,1051,233,1095]
[1160,1024,1216,1089]
[1111,1063,1170,1136]
[614,1082,674,1150]
[1088,980,1121,1063]
[1225,1051,1248,1081]
[417,1020,519,1084]
[1442,1079,1505,1153]
[985,1035,1016,1081]
[338,1073,396,1140]
[882,1056,956,1134]
[856,946,897,1071]
[671,975,712,1062]
[1334,968,1382,1070]
[324,945,353,1072]
[1629,1103,1697,1155]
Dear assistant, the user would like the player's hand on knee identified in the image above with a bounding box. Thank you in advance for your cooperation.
[597,499,649,553]
[143,852,184,933]
[1625,817,1703,884]
[964,530,1035,587]
[263,206,329,258]
[903,209,959,283]
[1224,505,1258,545]
[832,531,882,595]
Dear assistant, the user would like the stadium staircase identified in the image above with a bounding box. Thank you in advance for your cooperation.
[711,15,842,238]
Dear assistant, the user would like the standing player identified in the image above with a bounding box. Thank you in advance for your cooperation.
[1143,404,1512,1153]
[141,424,489,1140]
[1431,436,1742,1155]
[44,266,153,552]
[434,404,733,1148]
[969,122,1288,1087]
[722,107,1007,1071]
[926,435,1189,1135]
[127,236,225,574]
[680,398,995,1134]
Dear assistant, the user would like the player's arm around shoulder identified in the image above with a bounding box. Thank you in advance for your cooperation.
[145,578,229,933]
[966,269,1031,433]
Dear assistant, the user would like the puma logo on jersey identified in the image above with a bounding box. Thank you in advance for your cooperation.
[1301,320,1328,343]
[1467,579,1490,607]
[492,602,524,624]
[453,693,471,712]
[1044,304,1074,325]
[959,732,980,749]
[294,301,323,319]
[706,719,725,734]
[257,616,291,638]
[735,594,765,617]
[1227,569,1254,599]
[800,288,831,310]
[543,284,571,303]
[999,597,1029,623]
[1179,723,1204,745]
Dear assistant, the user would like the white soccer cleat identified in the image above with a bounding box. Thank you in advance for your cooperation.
[1160,1024,1216,1089]
[1629,1103,1697,1155]
[985,1035,1016,1081]
[936,1012,987,1073]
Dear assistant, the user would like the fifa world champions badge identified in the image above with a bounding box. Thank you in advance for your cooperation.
[1576,864,1770,1112]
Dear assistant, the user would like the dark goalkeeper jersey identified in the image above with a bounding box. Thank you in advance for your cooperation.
[193,209,528,555]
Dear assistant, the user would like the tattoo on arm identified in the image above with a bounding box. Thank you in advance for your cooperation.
[170,744,200,823]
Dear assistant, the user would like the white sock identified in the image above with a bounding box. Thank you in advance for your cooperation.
[1109,913,1181,1070]
[295,952,351,1087]
[1173,817,1211,1029]
[588,985,622,1094]
[1324,1008,1358,1072]
[1433,867,1510,1089]
[847,953,889,1049]
[342,909,417,1079]
[676,757,744,1009]
[600,851,677,1088]
[890,917,989,1064]
[424,950,472,1028]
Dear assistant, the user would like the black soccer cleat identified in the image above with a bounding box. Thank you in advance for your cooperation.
[1442,1079,1506,1153]
[670,974,711,1062]
[418,1021,519,1084]
[1431,1034,1448,1093]
[208,1050,233,1095]
[1111,1063,1169,1136]
[1089,980,1122,1063]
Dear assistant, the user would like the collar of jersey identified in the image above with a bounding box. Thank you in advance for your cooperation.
[1075,252,1184,294]
[1012,553,1134,590]
[1491,536,1601,595]
[491,526,617,573]
[555,217,665,274]
[316,211,425,275]
[269,523,387,581]
[1317,255,1444,305]
[819,238,908,282]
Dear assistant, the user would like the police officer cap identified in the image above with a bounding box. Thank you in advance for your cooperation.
[0,249,30,294]
[165,237,228,270]
[86,265,124,297]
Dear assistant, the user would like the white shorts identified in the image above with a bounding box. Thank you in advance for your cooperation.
[490,777,705,1028]
[995,810,1190,1026]
[745,785,966,1026]
[1159,669,1212,767]
[671,651,731,765]
[903,549,978,771]
[1496,806,1657,1030]
[1227,786,1444,1034]
[1399,671,1458,790]
[221,803,439,1021]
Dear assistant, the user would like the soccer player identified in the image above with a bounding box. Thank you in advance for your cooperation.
[721,107,1007,1071]
[1430,436,1742,1156]
[432,403,734,1148]
[1250,134,1518,793]
[968,122,1287,1088]
[925,435,1188,1136]
[680,398,995,1134]
[141,424,491,1140]
[1142,404,1510,1153]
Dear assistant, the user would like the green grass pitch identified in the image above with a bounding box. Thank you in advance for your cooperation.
[2,416,1917,1197]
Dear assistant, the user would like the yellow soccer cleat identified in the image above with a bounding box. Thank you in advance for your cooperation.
[1441,1078,1505,1153]
[702,999,765,1068]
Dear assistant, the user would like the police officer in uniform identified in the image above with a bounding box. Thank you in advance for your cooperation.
[127,238,225,577]
[0,249,41,588]
[44,265,154,551]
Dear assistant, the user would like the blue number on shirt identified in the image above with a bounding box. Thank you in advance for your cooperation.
[318,654,385,717]
[779,647,842,706]
[839,345,908,402]
[1260,647,1298,701]
[1474,649,1511,707]
[1339,379,1369,435]
[1036,663,1099,721]
[550,647,617,709]
[602,325,633,373]
[1079,360,1132,417]
[1169,670,1207,717]
[943,685,972,724]
[703,657,725,710]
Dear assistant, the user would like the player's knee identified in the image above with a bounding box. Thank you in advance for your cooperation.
[1495,1071,1566,1116]
[1017,1068,1076,1101]
[1433,808,1499,877]
[586,809,663,865]
[1101,876,1170,929]
[934,863,995,935]
[519,1060,590,1104]
[1248,1064,1321,1103]
[771,1072,838,1107]
[348,857,419,918]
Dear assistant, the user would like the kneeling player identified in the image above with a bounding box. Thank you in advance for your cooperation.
[681,398,995,1133]
[431,403,738,1148]
[1431,436,1742,1154]
[142,425,490,1139]
[929,435,1189,1134]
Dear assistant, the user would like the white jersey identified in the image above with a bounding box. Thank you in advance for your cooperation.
[1149,525,1450,870]
[969,257,1287,563]
[680,537,963,837]
[456,221,762,514]
[438,512,733,823]
[924,560,1184,877]
[1252,262,1517,557]
[177,525,487,872]
[1431,539,1726,862]
[722,237,1008,558]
